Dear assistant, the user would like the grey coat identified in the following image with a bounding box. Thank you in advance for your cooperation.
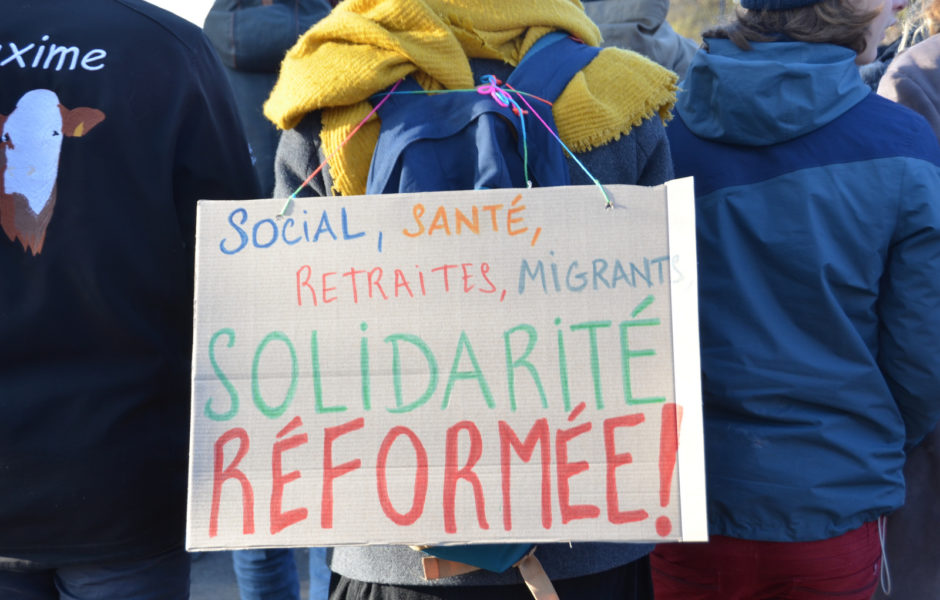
[878,34,940,140]
[582,0,698,78]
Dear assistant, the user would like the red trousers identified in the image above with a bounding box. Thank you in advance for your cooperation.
[651,521,881,600]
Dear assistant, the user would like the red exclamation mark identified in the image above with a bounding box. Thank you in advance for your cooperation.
[656,402,682,537]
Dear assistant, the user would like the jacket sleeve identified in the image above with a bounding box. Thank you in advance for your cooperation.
[879,155,940,450]
[172,32,262,244]
[568,115,674,188]
[274,111,332,199]
[634,116,674,186]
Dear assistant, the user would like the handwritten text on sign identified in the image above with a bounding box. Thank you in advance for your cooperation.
[187,181,706,550]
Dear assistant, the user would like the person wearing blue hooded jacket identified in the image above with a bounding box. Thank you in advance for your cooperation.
[649,0,940,598]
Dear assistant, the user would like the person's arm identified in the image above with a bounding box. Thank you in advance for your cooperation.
[633,116,674,186]
[567,116,674,188]
[274,111,332,199]
[171,33,262,244]
[879,155,940,449]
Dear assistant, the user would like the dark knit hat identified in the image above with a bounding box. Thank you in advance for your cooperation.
[740,0,823,8]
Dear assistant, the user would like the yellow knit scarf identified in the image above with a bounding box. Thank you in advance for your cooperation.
[264,0,677,196]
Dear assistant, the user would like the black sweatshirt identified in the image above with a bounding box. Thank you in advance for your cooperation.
[0,0,261,565]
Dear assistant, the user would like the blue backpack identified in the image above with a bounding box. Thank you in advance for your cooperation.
[365,32,600,578]
[367,31,600,195]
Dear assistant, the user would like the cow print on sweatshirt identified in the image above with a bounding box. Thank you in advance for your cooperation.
[0,89,105,255]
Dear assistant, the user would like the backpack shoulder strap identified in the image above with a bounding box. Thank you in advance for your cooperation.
[502,32,600,189]
[420,546,560,600]
[509,31,598,101]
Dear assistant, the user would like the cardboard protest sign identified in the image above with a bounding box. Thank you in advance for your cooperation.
[186,180,706,551]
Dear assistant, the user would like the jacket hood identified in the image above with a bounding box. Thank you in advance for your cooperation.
[582,0,697,76]
[204,0,331,73]
[676,39,871,146]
